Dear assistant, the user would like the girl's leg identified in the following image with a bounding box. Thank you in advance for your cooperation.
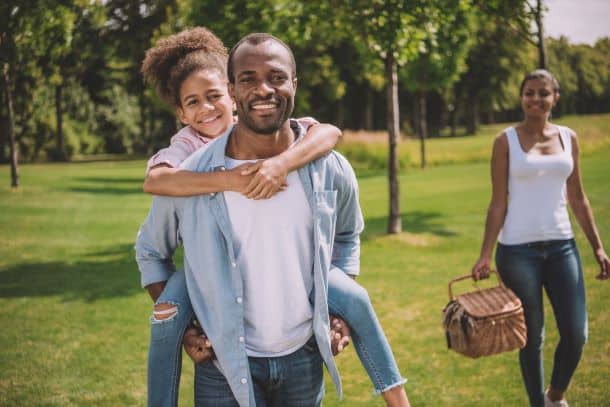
[327,268,407,405]
[543,239,588,400]
[148,269,194,407]
[496,243,546,407]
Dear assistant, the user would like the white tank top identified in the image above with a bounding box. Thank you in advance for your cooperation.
[498,126,574,245]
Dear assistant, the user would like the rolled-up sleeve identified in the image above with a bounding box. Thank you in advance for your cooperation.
[135,196,181,287]
[331,153,364,276]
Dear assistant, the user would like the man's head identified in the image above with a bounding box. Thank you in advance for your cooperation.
[227,33,297,135]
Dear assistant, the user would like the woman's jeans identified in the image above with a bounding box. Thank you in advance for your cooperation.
[496,239,588,407]
[147,268,405,406]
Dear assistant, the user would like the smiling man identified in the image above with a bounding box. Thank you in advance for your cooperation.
[136,33,363,407]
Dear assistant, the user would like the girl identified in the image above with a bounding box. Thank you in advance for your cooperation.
[140,27,409,407]
[471,69,609,407]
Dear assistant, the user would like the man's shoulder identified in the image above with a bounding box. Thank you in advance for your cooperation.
[179,131,229,171]
[310,150,358,189]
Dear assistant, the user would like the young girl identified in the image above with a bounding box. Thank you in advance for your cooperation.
[140,27,409,407]
[471,69,609,407]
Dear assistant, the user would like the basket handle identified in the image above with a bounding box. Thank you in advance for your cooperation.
[448,270,502,301]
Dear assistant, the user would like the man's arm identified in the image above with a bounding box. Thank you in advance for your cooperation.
[330,153,364,276]
[135,196,181,291]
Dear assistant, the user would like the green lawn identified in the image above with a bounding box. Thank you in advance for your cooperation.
[1,116,609,406]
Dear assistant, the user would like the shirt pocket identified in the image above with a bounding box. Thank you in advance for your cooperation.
[314,191,337,248]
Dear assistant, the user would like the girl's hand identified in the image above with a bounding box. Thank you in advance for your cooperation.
[227,163,257,193]
[240,157,288,200]
[471,257,492,281]
[595,248,610,281]
[329,316,350,356]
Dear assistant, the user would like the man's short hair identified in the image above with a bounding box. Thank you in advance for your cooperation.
[227,33,296,83]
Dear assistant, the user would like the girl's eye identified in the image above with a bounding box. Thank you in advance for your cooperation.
[209,94,222,101]
[187,99,198,106]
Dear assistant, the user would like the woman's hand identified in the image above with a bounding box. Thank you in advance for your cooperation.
[595,248,610,281]
[240,157,288,200]
[471,256,492,281]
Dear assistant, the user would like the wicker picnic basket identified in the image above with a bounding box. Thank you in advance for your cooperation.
[442,271,527,358]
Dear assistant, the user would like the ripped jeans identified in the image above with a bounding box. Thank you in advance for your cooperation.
[147,268,406,407]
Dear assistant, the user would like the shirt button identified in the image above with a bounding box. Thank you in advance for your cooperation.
[231,261,237,268]
[236,297,243,304]
[239,336,244,342]
[219,166,226,171]
[241,378,247,384]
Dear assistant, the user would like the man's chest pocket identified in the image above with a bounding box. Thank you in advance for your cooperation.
[314,191,337,247]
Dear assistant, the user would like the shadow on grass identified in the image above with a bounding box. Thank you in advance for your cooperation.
[363,210,457,241]
[65,176,143,195]
[0,244,144,302]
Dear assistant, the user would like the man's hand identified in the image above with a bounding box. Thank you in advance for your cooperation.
[183,327,214,364]
[329,315,350,356]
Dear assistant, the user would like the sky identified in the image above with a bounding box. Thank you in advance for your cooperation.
[545,0,610,44]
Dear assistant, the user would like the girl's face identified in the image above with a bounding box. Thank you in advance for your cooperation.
[177,69,234,138]
[520,77,559,119]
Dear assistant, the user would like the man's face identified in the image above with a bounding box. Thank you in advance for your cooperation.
[229,40,297,135]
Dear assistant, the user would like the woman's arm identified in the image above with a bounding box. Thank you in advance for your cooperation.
[566,131,610,280]
[241,123,342,199]
[472,133,509,280]
[143,163,256,197]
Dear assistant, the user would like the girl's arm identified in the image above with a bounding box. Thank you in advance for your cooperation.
[241,122,342,199]
[143,163,256,196]
[566,131,610,280]
[472,133,509,280]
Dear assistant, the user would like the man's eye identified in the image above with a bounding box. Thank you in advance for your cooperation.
[240,77,253,83]
[272,75,286,82]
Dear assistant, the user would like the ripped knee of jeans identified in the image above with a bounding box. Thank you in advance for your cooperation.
[152,302,178,322]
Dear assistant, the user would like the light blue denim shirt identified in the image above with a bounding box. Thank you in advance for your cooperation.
[135,123,364,407]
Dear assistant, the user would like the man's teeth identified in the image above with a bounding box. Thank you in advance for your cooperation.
[252,104,277,110]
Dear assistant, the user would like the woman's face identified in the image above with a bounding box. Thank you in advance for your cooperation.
[520,77,558,119]
[177,69,234,138]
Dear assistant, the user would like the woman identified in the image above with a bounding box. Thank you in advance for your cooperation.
[471,69,609,407]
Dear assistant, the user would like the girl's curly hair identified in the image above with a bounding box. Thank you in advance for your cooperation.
[141,27,228,108]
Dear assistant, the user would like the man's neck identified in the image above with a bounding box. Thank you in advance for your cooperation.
[226,120,295,160]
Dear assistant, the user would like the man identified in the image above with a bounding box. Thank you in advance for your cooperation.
[136,33,363,406]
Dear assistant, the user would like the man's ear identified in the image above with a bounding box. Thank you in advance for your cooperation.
[292,77,297,91]
[553,92,561,106]
[228,82,235,101]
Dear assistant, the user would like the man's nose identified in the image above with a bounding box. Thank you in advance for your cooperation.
[254,80,274,97]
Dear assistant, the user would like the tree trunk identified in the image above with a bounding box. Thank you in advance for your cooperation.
[418,91,427,169]
[466,93,480,135]
[55,84,66,161]
[385,52,401,234]
[535,0,547,69]
[3,64,19,187]
[364,86,374,130]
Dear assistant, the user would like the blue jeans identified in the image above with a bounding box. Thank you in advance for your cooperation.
[147,269,405,406]
[148,269,194,407]
[194,336,324,406]
[496,239,588,407]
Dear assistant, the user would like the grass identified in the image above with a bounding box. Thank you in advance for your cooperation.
[1,114,609,406]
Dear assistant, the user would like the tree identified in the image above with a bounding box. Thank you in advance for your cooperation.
[400,0,474,168]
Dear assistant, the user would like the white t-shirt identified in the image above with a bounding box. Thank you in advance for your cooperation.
[499,126,574,244]
[223,157,314,357]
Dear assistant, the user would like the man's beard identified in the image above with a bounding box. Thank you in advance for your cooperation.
[237,99,293,134]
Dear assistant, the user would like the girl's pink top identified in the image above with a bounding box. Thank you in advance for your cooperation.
[146,126,213,174]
